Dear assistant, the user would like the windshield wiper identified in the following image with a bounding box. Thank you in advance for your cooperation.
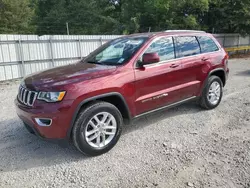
[87,60,118,66]
[87,60,97,64]
[87,60,104,65]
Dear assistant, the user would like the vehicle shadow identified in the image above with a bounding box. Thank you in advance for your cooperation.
[235,70,250,77]
[123,102,201,135]
[0,118,84,173]
[0,102,201,173]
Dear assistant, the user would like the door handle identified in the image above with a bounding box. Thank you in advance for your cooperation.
[202,57,209,61]
[170,64,179,68]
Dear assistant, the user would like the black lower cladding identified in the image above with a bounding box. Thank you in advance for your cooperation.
[22,121,69,146]
[23,122,35,134]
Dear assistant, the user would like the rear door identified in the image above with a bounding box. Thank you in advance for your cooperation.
[197,35,222,66]
[197,35,223,89]
[173,36,204,98]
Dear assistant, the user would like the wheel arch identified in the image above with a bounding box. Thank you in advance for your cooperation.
[199,68,226,97]
[209,68,226,86]
[67,92,131,139]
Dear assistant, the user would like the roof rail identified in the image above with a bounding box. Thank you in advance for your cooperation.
[165,30,206,33]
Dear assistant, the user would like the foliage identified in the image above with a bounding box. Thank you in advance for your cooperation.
[1,0,250,35]
[0,0,35,34]
[204,0,250,34]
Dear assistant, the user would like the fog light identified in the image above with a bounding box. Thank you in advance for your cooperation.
[35,118,52,127]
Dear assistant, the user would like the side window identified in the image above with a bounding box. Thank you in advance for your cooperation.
[174,36,200,58]
[144,37,175,61]
[197,36,219,53]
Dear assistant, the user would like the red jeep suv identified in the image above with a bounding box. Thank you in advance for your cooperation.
[15,30,229,156]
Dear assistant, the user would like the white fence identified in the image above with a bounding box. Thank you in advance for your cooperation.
[0,35,122,81]
[0,33,249,81]
[214,34,250,48]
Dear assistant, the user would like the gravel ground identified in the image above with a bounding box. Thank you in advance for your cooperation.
[0,59,250,188]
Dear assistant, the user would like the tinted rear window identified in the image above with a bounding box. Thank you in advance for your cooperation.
[197,36,219,53]
[174,37,200,58]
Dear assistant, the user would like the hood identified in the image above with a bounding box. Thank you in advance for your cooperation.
[24,61,117,90]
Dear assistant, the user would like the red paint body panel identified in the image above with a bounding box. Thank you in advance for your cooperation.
[15,99,74,139]
[15,31,229,139]
[134,60,185,114]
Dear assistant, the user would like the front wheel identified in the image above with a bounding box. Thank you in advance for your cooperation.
[199,75,223,110]
[72,101,123,156]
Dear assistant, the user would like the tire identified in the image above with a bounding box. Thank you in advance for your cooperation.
[199,75,223,110]
[72,101,123,156]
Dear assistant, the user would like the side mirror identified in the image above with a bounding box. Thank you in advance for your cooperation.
[142,53,160,65]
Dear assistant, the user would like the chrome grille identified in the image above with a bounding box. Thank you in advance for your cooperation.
[18,86,38,106]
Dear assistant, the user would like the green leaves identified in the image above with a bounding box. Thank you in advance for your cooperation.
[1,0,250,35]
[0,0,35,34]
[204,0,250,34]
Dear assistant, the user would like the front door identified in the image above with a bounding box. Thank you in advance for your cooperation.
[134,37,184,115]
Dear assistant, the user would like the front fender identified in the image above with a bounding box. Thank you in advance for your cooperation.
[66,92,131,138]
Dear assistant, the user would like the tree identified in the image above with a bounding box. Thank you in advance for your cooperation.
[0,0,35,34]
[205,0,250,34]
[115,0,172,34]
[169,0,209,30]
[5,0,250,35]
[115,0,208,34]
[34,0,68,35]
[34,0,120,35]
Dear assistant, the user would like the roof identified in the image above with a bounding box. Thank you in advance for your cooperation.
[126,32,159,38]
[126,30,207,39]
[165,30,205,33]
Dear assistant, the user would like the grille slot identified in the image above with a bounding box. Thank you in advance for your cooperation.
[18,86,37,107]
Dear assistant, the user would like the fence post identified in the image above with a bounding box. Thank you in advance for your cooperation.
[237,34,240,47]
[223,35,226,47]
[78,39,82,59]
[249,35,250,47]
[99,37,103,47]
[18,39,26,77]
[49,37,55,68]
[248,36,250,53]
[237,34,240,54]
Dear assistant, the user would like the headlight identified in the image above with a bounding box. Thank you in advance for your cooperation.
[37,91,66,102]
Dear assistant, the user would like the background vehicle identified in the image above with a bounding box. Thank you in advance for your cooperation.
[15,30,229,156]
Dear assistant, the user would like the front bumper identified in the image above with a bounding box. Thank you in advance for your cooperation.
[22,121,68,145]
[15,98,74,140]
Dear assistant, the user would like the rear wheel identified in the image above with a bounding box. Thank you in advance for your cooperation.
[199,75,223,109]
[72,101,123,156]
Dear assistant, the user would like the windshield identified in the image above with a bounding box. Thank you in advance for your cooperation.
[85,37,148,65]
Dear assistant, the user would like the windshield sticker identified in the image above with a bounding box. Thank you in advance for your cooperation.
[126,40,143,45]
[118,58,125,64]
